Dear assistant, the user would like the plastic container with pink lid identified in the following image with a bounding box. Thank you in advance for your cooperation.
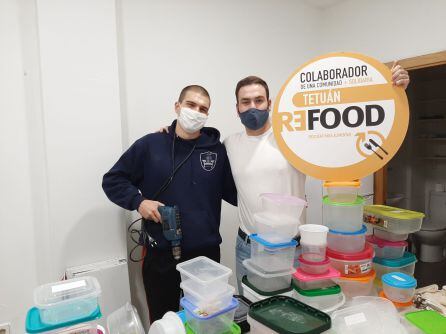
[366,235,407,259]
[298,255,330,275]
[292,267,340,290]
[327,243,374,277]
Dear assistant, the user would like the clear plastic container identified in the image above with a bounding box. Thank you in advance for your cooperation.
[363,205,424,234]
[180,281,235,315]
[324,181,360,203]
[299,224,328,262]
[243,259,293,292]
[241,276,294,303]
[33,276,101,325]
[292,283,346,313]
[107,302,145,334]
[176,257,232,296]
[148,311,186,334]
[249,234,297,273]
[373,252,417,281]
[333,270,376,299]
[327,243,374,277]
[298,255,330,275]
[180,297,238,334]
[292,267,340,290]
[185,322,240,334]
[382,272,417,303]
[254,212,299,244]
[373,229,408,242]
[327,225,367,253]
[300,242,327,262]
[366,235,407,259]
[259,193,307,220]
[323,196,364,232]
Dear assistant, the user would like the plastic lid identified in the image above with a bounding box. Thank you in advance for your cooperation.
[326,242,374,261]
[185,322,241,334]
[405,310,446,334]
[33,276,101,308]
[293,267,340,282]
[293,283,341,297]
[176,310,186,323]
[243,259,294,278]
[379,291,414,308]
[366,235,407,247]
[234,295,251,322]
[298,255,330,266]
[250,234,298,248]
[382,272,417,289]
[149,312,186,334]
[242,275,292,296]
[25,306,102,333]
[180,297,238,319]
[323,181,360,188]
[334,269,376,283]
[373,251,417,267]
[176,256,232,285]
[248,296,331,334]
[323,195,364,206]
[364,205,425,220]
[329,224,367,235]
[180,281,235,300]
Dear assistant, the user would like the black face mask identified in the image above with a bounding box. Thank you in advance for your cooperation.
[239,108,269,130]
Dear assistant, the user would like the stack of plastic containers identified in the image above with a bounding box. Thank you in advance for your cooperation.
[323,181,376,299]
[25,277,104,334]
[363,205,424,285]
[176,256,239,334]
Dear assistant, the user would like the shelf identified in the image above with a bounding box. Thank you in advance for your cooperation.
[418,157,446,160]
[416,138,446,141]
[416,98,446,104]
[416,118,446,122]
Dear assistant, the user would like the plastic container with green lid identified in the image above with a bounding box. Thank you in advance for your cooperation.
[185,322,240,334]
[323,196,364,232]
[247,296,331,334]
[363,205,425,234]
[405,310,446,334]
[292,283,345,313]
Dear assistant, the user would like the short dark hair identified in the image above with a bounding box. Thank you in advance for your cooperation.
[178,85,210,103]
[235,76,269,102]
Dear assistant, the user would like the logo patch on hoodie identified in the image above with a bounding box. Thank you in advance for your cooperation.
[200,151,217,171]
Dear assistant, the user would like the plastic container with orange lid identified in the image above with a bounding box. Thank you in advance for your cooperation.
[324,181,360,203]
[379,291,414,309]
[333,270,376,299]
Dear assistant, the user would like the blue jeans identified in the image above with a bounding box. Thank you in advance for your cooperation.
[235,234,251,294]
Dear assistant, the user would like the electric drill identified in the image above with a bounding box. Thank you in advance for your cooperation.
[158,205,182,260]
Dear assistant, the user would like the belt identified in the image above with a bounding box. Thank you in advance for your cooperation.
[238,227,301,244]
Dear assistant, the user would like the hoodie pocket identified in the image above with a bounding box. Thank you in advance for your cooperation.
[179,209,220,251]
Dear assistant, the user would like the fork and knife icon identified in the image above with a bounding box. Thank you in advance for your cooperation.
[364,139,388,160]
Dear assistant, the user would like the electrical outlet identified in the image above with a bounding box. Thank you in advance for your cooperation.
[0,323,10,334]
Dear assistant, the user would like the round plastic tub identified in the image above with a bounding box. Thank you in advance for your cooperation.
[181,297,238,334]
[363,205,424,234]
[243,259,293,292]
[254,212,300,244]
[323,196,364,232]
[367,235,407,259]
[332,270,376,299]
[382,272,417,303]
[327,225,367,253]
[148,311,186,334]
[373,252,417,281]
[292,283,346,313]
[373,229,408,242]
[327,243,374,277]
[249,234,297,272]
[107,302,145,334]
[176,256,232,296]
[185,322,240,334]
[298,255,330,275]
[180,281,235,315]
[241,276,293,303]
[33,276,101,325]
[293,267,340,290]
[324,181,360,203]
[299,224,328,262]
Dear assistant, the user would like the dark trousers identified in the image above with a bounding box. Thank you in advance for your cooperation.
[142,245,220,323]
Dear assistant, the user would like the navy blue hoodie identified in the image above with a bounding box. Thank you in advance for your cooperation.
[102,120,237,252]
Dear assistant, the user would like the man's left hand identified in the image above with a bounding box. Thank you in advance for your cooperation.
[391,61,410,90]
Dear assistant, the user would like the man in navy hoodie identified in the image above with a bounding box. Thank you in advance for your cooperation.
[102,85,237,322]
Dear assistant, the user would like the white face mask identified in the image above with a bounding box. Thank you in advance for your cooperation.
[177,107,208,133]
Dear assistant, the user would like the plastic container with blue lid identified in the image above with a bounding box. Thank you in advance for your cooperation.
[180,297,238,334]
[327,225,367,253]
[382,272,417,303]
[373,252,417,281]
[249,234,298,273]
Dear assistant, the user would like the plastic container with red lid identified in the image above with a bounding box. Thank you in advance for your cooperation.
[366,235,407,259]
[327,243,374,277]
[298,255,330,275]
[293,267,340,290]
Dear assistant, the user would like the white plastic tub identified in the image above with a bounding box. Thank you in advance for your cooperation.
[333,270,376,299]
[323,196,364,232]
[373,252,417,281]
[298,255,330,275]
[33,276,101,325]
[367,235,407,259]
[324,181,360,203]
[176,257,232,296]
[382,272,417,303]
[180,281,234,315]
[327,225,367,253]
[243,259,293,292]
[148,311,186,334]
[299,224,328,262]
[249,234,297,272]
[374,229,408,242]
[327,243,374,277]
[180,297,238,334]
